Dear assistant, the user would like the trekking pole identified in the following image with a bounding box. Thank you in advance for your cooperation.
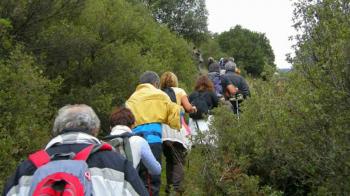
[229,94,242,120]
[147,173,152,196]
[235,96,240,119]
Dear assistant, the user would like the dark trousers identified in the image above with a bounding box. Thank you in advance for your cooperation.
[139,143,162,196]
[163,141,187,193]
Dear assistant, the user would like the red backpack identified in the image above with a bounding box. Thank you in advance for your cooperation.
[28,143,112,196]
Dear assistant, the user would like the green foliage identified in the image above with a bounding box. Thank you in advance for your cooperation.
[132,0,209,45]
[1,0,197,131]
[217,25,276,77]
[0,0,197,186]
[186,1,350,194]
[199,34,227,67]
[0,44,59,187]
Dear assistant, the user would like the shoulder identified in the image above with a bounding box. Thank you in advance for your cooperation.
[173,87,187,96]
[189,91,198,98]
[156,89,172,99]
[130,135,147,145]
[88,150,129,171]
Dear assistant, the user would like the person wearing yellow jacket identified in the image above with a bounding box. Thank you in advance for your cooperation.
[126,71,182,196]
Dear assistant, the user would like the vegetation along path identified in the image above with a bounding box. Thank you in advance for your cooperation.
[1,0,349,195]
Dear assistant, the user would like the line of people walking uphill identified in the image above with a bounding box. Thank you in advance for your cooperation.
[3,58,250,195]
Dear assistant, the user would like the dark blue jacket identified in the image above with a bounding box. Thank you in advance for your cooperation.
[3,143,148,196]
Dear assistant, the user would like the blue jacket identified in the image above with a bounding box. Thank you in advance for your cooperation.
[133,123,162,144]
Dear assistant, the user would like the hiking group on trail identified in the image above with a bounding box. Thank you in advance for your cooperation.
[3,57,250,196]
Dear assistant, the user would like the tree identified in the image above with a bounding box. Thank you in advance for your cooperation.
[0,19,59,187]
[217,25,276,77]
[132,0,209,45]
[0,0,197,131]
[185,0,350,195]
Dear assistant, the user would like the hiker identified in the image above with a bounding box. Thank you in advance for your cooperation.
[160,71,196,195]
[208,62,223,98]
[227,57,241,75]
[219,57,225,72]
[188,75,219,144]
[228,56,235,63]
[192,47,204,71]
[221,61,250,114]
[3,104,148,196]
[207,57,216,70]
[126,71,182,196]
[107,107,161,175]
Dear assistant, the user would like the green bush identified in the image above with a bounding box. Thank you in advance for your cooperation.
[184,1,350,195]
[0,46,59,187]
[1,0,197,130]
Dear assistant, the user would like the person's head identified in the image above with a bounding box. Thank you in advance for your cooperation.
[139,71,160,88]
[208,62,220,73]
[208,57,215,64]
[225,61,237,72]
[52,104,100,137]
[194,75,214,92]
[228,57,235,62]
[160,71,178,89]
[109,107,135,129]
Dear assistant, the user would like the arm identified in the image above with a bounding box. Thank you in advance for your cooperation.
[140,140,161,175]
[123,159,149,196]
[221,76,236,98]
[166,101,182,129]
[226,84,238,96]
[181,96,196,113]
[2,161,36,196]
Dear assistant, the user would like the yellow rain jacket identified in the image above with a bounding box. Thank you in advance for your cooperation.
[126,83,182,129]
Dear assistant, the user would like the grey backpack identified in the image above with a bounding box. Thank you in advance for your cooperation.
[105,132,134,166]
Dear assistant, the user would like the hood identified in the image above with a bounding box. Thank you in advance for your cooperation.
[110,125,132,136]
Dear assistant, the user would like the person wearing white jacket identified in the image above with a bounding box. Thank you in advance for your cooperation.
[109,107,161,177]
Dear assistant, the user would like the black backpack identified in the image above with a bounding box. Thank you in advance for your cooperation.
[162,87,177,103]
[189,92,209,119]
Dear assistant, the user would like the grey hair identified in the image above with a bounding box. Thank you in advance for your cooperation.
[139,71,160,87]
[225,61,237,72]
[52,104,100,136]
[228,57,235,62]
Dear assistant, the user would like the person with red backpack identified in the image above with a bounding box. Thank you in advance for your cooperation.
[2,104,148,196]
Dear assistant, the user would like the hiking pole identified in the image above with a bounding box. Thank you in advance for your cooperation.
[235,96,240,119]
[229,94,242,120]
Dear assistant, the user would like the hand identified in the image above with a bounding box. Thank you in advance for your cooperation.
[191,106,197,113]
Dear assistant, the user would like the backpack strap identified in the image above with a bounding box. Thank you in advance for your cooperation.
[74,143,113,161]
[123,137,133,166]
[74,145,95,161]
[28,150,51,168]
[29,143,113,167]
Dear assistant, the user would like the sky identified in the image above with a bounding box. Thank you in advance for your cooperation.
[206,0,296,69]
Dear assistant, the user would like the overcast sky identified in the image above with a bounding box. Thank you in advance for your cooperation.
[206,0,296,68]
